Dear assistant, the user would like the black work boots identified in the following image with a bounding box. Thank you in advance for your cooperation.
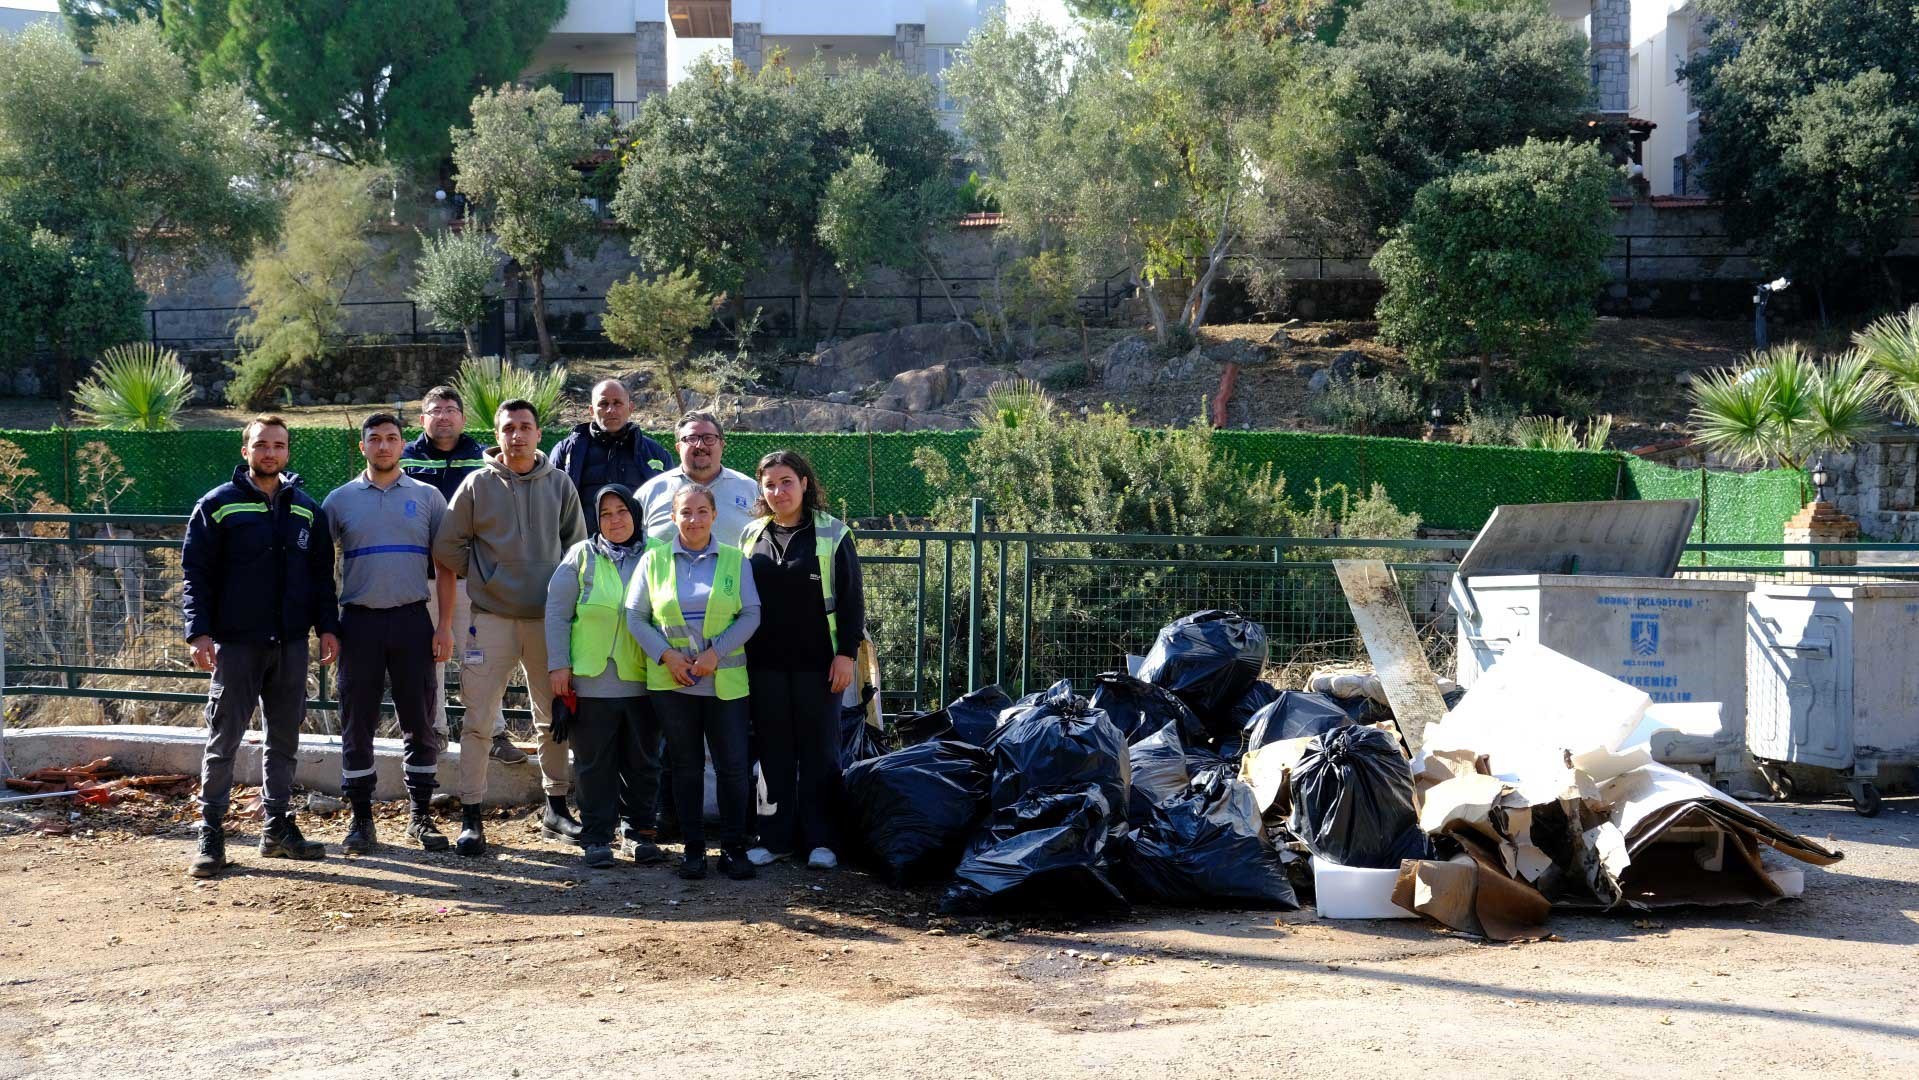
[188,825,228,878]
[259,813,326,860]
[456,804,486,857]
[343,798,377,855]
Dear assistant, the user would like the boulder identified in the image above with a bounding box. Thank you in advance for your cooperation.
[1307,369,1333,395]
[785,322,983,394]
[954,366,1014,402]
[1205,339,1268,367]
[873,363,966,414]
[1328,349,1367,381]
[1288,325,1348,348]
[1097,335,1159,390]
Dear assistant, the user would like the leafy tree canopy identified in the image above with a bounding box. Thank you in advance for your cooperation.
[1372,138,1618,393]
[135,0,569,168]
[1687,0,1919,306]
[1304,0,1591,236]
[0,20,277,288]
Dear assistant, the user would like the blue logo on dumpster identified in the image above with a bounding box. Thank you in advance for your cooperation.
[1631,615,1660,656]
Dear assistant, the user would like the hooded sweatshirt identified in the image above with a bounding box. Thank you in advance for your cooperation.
[544,485,650,697]
[433,447,586,619]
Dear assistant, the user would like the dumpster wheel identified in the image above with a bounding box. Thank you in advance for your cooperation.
[1850,782,1883,818]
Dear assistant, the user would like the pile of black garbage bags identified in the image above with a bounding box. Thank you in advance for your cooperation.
[838,610,1433,913]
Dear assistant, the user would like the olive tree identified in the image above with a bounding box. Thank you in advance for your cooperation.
[451,86,609,362]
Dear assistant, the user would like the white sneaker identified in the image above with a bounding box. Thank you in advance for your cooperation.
[806,847,838,870]
[746,846,786,867]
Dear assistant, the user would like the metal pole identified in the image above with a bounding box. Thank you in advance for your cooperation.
[913,538,926,714]
[0,623,11,780]
[1019,540,1033,696]
[995,537,1007,688]
[967,499,983,693]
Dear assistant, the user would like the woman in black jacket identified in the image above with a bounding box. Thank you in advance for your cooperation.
[738,450,865,870]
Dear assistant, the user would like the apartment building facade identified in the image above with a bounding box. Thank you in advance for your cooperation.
[524,1,1066,126]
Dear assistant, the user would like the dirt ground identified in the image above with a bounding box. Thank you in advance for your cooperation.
[2,788,1916,1079]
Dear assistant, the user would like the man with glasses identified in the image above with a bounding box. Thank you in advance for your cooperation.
[637,411,758,546]
[401,387,517,762]
[635,411,759,843]
[549,378,671,533]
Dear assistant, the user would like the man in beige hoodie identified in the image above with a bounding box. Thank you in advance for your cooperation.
[432,398,587,856]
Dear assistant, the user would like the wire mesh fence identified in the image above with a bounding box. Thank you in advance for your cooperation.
[5,513,1919,738]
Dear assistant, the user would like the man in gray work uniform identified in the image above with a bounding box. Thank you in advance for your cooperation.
[323,413,454,854]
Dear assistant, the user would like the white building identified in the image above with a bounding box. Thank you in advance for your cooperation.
[0,1,63,37]
[1629,1,1705,196]
[525,1,1068,126]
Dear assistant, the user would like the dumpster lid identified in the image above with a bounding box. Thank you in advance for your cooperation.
[1456,500,1699,579]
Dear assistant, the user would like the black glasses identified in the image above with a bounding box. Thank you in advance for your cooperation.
[679,433,720,446]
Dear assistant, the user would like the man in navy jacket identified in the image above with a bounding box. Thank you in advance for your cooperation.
[181,415,341,878]
[548,379,670,534]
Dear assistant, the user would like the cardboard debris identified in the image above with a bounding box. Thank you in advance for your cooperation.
[1428,643,1650,780]
[1392,839,1553,941]
[1591,761,1842,909]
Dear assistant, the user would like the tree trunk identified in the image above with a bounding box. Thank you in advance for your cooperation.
[1815,282,1829,329]
[53,346,75,425]
[829,281,851,338]
[462,325,477,359]
[795,255,815,338]
[919,249,973,330]
[529,265,555,363]
[1880,258,1904,309]
[1478,353,1496,399]
[1141,270,1171,345]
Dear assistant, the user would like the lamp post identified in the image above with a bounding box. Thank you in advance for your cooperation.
[1427,402,1443,441]
[1810,457,1830,504]
[1753,277,1789,350]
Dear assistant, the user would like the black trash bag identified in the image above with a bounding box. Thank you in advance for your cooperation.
[1137,610,1270,733]
[1443,686,1467,711]
[986,681,1129,839]
[1228,680,1282,734]
[898,684,1014,748]
[1087,671,1200,745]
[1114,768,1299,910]
[1127,720,1232,823]
[841,740,991,885]
[1288,725,1430,869]
[838,704,885,770]
[1244,691,1354,753]
[942,785,1128,913]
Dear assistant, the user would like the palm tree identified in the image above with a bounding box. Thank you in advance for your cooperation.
[1688,345,1887,475]
[72,343,195,431]
[1854,304,1919,423]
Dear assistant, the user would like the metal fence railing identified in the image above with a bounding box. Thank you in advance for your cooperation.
[4,510,1917,739]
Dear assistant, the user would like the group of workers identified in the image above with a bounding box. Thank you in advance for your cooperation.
[180,378,865,883]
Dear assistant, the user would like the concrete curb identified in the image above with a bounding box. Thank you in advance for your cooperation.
[1,725,544,806]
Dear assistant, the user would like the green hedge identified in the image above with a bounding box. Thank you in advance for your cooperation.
[3,426,1779,538]
[1622,456,1804,564]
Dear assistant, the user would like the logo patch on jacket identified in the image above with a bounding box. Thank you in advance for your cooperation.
[404,499,419,518]
[296,528,310,550]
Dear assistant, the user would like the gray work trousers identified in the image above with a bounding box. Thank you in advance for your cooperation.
[197,637,310,825]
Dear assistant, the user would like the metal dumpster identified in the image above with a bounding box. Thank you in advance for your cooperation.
[1746,581,1919,816]
[1451,499,1759,790]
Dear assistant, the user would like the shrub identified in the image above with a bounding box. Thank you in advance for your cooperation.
[72,343,194,431]
[410,227,498,357]
[228,165,394,408]
[603,268,720,404]
[1309,373,1423,434]
[451,356,568,429]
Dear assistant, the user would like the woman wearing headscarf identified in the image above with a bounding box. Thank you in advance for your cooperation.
[544,485,662,869]
[739,450,865,871]
[624,484,762,881]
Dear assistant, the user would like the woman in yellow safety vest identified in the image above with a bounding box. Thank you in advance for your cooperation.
[623,483,762,881]
[739,450,866,872]
[543,485,661,871]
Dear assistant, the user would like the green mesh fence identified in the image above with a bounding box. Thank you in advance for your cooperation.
[1,426,1789,537]
[1622,456,1804,565]
[1210,431,1623,531]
